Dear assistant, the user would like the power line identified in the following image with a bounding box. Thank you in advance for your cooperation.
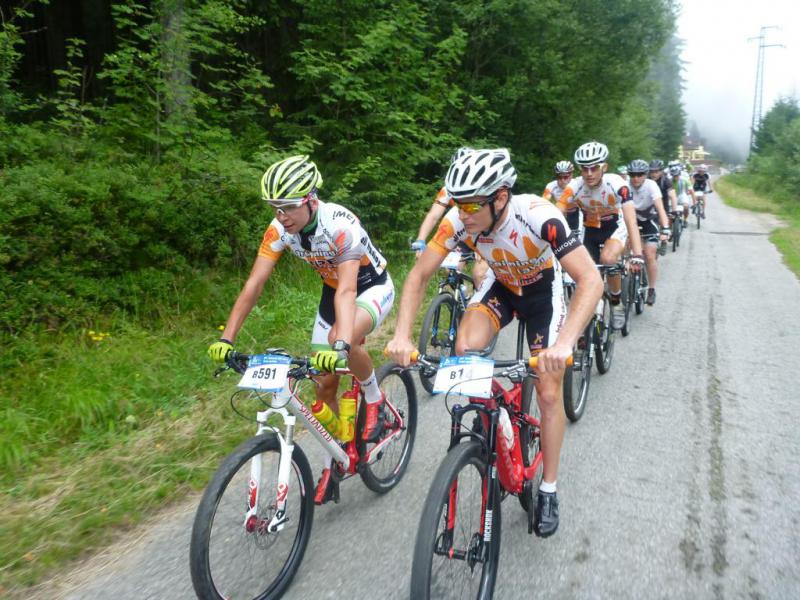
[748,26,784,153]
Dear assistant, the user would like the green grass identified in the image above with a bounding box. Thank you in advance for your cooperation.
[0,254,418,594]
[716,175,800,278]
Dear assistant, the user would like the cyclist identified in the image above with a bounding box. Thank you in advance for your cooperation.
[668,160,695,226]
[208,155,395,503]
[411,146,489,288]
[556,141,645,330]
[617,165,629,181]
[648,159,678,214]
[691,164,713,218]
[387,149,604,538]
[543,160,580,233]
[627,159,670,305]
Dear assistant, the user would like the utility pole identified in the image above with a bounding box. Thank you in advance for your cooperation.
[748,26,783,153]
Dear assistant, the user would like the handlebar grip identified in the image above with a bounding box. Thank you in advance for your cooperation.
[527,355,574,369]
[410,350,420,363]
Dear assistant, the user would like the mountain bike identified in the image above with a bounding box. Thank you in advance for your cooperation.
[692,191,706,229]
[189,350,417,600]
[407,322,572,599]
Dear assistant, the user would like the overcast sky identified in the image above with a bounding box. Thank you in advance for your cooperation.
[678,0,800,161]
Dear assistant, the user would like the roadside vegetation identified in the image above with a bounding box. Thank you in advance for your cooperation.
[1,0,686,592]
[716,97,800,278]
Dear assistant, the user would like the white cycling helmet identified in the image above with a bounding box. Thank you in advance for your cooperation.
[554,160,574,175]
[574,141,609,166]
[445,148,517,200]
[450,146,475,165]
[698,164,708,172]
[668,164,682,176]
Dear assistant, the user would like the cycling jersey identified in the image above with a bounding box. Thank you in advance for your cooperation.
[651,174,674,205]
[556,173,632,228]
[692,172,711,191]
[672,175,693,206]
[258,200,387,289]
[433,186,452,208]
[630,178,663,222]
[542,180,572,205]
[429,194,581,297]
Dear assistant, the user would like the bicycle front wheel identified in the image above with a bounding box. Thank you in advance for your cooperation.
[672,219,681,252]
[418,293,459,394]
[190,435,314,600]
[411,441,501,600]
[621,271,634,337]
[357,362,417,493]
[635,270,646,315]
[595,295,615,374]
[519,376,542,510]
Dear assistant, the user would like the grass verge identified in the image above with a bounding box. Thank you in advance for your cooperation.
[716,175,800,278]
[1,254,423,595]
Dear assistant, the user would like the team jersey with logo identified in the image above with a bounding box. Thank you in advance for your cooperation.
[258,200,387,289]
[429,194,581,296]
[542,180,575,209]
[630,178,664,221]
[556,173,631,228]
[672,175,691,197]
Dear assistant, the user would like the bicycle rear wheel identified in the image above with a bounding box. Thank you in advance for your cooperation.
[418,293,459,394]
[563,321,593,422]
[357,362,417,493]
[595,295,615,374]
[411,441,501,600]
[190,435,314,600]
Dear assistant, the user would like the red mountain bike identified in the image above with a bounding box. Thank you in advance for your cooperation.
[408,321,571,599]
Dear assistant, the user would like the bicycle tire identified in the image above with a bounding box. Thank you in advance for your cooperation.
[672,218,680,252]
[518,376,542,511]
[418,293,459,394]
[595,295,615,374]
[621,272,634,337]
[563,321,593,422]
[696,203,702,229]
[357,362,417,493]
[410,441,501,600]
[190,434,314,600]
[634,271,645,315]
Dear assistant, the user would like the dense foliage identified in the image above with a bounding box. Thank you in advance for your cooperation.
[1,0,685,332]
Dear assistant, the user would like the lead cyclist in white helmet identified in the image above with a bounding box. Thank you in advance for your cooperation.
[387,148,603,538]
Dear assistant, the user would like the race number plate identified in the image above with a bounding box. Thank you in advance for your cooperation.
[441,251,462,270]
[238,354,291,392]
[432,356,494,398]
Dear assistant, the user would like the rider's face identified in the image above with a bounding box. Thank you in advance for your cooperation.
[629,173,647,189]
[274,201,313,233]
[648,169,663,180]
[580,163,606,187]
[455,189,508,234]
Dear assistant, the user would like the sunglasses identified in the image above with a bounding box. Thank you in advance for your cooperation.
[629,172,647,177]
[557,174,572,180]
[580,164,603,174]
[454,198,490,214]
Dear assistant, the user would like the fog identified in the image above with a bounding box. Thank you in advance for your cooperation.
[679,0,800,163]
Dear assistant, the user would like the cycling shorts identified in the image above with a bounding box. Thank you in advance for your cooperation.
[637,219,659,245]
[466,270,566,355]
[583,218,627,263]
[677,193,692,207]
[565,209,580,233]
[311,274,395,350]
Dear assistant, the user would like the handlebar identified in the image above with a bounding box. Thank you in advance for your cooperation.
[220,351,347,376]
[407,351,573,370]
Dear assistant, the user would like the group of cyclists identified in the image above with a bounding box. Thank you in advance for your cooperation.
[207,142,715,541]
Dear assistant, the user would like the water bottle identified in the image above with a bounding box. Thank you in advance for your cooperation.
[337,389,358,442]
[311,401,340,437]
[498,407,514,447]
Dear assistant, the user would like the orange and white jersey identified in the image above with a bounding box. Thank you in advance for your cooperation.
[432,186,453,208]
[429,194,581,296]
[258,200,387,289]
[556,173,631,228]
[542,180,574,207]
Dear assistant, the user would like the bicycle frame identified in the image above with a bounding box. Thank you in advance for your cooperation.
[245,373,407,534]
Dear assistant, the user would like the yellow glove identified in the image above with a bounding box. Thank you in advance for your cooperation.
[208,339,233,363]
[312,350,347,373]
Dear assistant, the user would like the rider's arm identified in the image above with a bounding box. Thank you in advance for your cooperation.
[554,247,603,351]
[668,188,678,212]
[331,259,361,347]
[220,256,278,343]
[654,195,669,229]
[555,185,575,214]
[415,202,448,244]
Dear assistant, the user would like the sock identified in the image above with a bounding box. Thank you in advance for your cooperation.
[539,480,557,494]
[359,371,381,404]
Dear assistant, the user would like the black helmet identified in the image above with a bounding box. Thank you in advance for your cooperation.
[649,159,664,171]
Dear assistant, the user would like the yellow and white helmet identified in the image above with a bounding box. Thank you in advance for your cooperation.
[261,155,323,207]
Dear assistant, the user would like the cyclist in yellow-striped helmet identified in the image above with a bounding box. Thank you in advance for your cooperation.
[260,154,323,208]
